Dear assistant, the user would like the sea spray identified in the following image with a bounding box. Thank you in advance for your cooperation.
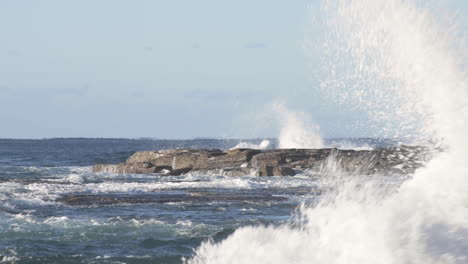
[230,140,271,150]
[186,0,468,263]
[231,102,324,150]
[319,0,467,143]
[273,102,324,149]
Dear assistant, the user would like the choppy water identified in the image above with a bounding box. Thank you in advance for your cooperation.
[2,0,467,263]
[186,0,468,263]
[0,138,394,264]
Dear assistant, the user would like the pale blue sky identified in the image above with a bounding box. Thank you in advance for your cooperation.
[0,0,466,139]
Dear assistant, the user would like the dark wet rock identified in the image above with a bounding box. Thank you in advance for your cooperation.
[255,165,296,176]
[273,166,296,176]
[92,145,432,176]
[221,167,255,177]
[168,167,193,176]
[57,191,288,206]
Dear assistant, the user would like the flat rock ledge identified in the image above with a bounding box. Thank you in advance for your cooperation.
[92,146,430,176]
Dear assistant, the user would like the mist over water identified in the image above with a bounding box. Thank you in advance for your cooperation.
[187,0,468,263]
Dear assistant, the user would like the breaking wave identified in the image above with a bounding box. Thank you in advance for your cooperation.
[187,0,468,263]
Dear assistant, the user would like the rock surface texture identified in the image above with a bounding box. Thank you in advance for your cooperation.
[93,146,431,176]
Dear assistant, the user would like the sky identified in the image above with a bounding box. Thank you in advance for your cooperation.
[0,0,467,139]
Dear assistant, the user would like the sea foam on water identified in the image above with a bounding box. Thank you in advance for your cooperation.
[186,0,468,263]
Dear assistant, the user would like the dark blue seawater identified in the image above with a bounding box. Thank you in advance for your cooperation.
[0,138,393,264]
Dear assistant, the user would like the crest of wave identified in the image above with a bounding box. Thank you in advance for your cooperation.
[186,0,468,263]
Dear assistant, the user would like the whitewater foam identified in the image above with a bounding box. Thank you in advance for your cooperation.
[187,0,468,263]
[231,140,271,150]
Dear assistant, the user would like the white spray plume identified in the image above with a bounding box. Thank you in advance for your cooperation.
[187,0,468,263]
[273,102,324,149]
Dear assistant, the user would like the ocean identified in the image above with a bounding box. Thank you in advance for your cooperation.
[2,0,468,262]
[0,138,392,264]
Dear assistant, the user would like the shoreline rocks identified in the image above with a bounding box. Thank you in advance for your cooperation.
[93,146,431,176]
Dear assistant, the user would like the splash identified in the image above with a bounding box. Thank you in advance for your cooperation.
[186,0,468,263]
[319,0,467,143]
[273,103,324,148]
[231,140,271,150]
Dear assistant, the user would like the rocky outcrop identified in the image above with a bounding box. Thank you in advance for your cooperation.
[92,146,431,176]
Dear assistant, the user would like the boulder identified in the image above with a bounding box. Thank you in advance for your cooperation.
[202,149,260,169]
[126,151,161,163]
[255,165,296,176]
[92,163,157,174]
[250,151,286,168]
